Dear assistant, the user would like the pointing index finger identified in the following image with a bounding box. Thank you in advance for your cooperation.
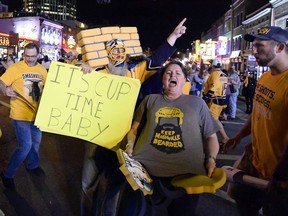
[177,18,187,28]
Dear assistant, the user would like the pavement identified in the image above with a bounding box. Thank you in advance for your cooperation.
[0,95,251,216]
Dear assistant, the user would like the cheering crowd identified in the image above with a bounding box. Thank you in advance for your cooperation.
[0,19,288,216]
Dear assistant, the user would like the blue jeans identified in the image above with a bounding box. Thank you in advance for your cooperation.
[229,92,238,118]
[224,94,231,115]
[4,120,42,178]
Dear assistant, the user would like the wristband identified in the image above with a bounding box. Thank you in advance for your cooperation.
[206,155,216,162]
[125,140,135,149]
[127,140,135,145]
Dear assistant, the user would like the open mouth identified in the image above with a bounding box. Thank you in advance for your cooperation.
[169,80,177,87]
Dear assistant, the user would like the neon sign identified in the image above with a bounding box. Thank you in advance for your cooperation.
[0,36,9,46]
[41,27,61,46]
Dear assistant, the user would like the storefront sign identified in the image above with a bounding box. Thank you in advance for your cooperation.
[0,36,9,46]
[14,19,40,40]
[0,12,13,18]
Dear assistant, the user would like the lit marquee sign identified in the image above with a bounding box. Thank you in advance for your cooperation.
[0,35,9,46]
[41,27,61,46]
[200,39,217,60]
[14,19,40,40]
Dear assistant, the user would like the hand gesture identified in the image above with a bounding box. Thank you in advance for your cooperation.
[6,86,17,97]
[173,18,187,38]
[223,135,241,153]
[80,64,93,74]
[167,18,187,46]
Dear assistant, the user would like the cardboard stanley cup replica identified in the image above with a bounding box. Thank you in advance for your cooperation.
[77,26,143,68]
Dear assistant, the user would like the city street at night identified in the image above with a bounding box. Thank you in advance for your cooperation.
[0,0,287,215]
[0,94,251,216]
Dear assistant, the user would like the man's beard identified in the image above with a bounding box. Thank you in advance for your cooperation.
[107,61,128,76]
[256,51,276,66]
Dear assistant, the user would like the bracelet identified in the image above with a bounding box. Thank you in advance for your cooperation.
[206,155,216,162]
[125,141,134,149]
[127,140,135,145]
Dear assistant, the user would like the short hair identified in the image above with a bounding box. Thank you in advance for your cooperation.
[160,60,187,79]
[24,43,40,54]
[270,40,288,54]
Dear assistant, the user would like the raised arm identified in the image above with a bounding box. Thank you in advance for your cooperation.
[147,18,187,69]
[166,18,187,47]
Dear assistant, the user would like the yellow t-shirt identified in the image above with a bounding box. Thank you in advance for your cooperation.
[251,70,288,179]
[0,60,47,121]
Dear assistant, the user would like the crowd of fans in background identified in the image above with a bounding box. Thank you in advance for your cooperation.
[183,60,255,120]
[0,52,85,76]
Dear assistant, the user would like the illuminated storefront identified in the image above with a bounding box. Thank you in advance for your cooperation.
[217,36,229,69]
[40,20,63,60]
[0,32,37,59]
[0,33,10,57]
[196,39,217,65]
[61,23,80,57]
[0,16,63,61]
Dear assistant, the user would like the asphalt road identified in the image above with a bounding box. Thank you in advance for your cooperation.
[0,94,250,216]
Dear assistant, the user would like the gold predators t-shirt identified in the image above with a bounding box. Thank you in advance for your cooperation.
[251,70,288,179]
[0,61,47,121]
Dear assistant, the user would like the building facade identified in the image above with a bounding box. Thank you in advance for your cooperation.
[23,0,77,21]
[200,0,274,74]
[0,16,63,60]
[270,0,288,29]
[242,4,272,77]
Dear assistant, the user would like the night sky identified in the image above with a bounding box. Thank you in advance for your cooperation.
[76,0,231,51]
[3,0,231,51]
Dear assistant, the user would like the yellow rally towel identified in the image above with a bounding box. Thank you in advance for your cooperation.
[171,168,226,194]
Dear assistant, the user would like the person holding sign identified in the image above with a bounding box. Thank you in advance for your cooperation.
[124,61,220,215]
[0,43,47,190]
[80,19,188,215]
[224,26,288,216]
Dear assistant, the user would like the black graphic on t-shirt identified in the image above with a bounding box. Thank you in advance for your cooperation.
[23,73,43,102]
[31,82,40,101]
[151,107,184,154]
